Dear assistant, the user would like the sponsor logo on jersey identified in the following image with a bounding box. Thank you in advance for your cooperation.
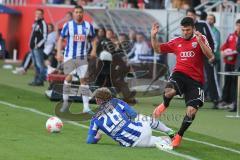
[180,51,195,58]
[74,34,86,42]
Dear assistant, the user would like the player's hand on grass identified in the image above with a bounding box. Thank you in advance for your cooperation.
[95,132,102,140]
[151,22,159,38]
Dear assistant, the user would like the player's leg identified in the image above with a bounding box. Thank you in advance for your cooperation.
[153,72,185,118]
[153,83,176,118]
[136,114,175,138]
[78,64,91,112]
[61,74,72,112]
[150,117,175,138]
[172,81,204,148]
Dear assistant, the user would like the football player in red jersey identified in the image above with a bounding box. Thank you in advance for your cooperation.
[151,17,215,148]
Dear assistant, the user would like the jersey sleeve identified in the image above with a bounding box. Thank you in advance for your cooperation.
[89,24,96,39]
[60,22,69,38]
[117,99,137,119]
[88,118,98,136]
[201,35,212,50]
[86,118,100,144]
[159,39,176,54]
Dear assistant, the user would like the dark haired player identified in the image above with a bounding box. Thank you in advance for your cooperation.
[151,17,215,148]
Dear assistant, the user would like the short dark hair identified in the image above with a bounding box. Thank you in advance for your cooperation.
[181,17,195,27]
[236,19,240,24]
[36,8,44,14]
[74,5,84,11]
[200,11,207,21]
[186,8,196,15]
[47,23,54,31]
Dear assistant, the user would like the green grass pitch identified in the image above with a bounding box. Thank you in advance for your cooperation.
[0,62,240,160]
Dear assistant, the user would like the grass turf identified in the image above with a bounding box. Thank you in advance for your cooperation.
[1,62,240,160]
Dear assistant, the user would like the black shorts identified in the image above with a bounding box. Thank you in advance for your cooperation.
[169,71,204,108]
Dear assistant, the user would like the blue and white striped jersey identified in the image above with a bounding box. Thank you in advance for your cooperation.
[87,98,142,147]
[61,20,95,60]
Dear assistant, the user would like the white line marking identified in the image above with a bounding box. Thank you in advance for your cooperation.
[0,100,200,160]
[183,137,240,155]
[153,129,240,155]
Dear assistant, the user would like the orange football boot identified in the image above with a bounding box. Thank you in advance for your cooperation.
[171,134,182,148]
[153,103,166,118]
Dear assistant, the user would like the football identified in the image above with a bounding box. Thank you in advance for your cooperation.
[46,116,63,133]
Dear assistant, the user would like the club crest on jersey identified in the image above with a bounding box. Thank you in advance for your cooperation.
[192,42,198,48]
[74,35,86,42]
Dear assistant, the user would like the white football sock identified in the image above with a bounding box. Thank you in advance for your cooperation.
[63,80,70,102]
[150,118,172,133]
[81,85,90,112]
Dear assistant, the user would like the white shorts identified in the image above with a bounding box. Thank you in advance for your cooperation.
[132,114,162,147]
[63,58,88,79]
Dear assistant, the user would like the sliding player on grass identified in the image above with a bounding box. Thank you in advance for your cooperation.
[86,87,175,149]
[151,17,215,148]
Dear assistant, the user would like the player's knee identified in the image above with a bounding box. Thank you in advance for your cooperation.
[164,83,176,98]
[186,106,198,118]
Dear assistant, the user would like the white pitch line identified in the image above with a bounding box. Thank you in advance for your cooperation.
[153,130,240,155]
[0,100,200,160]
[183,137,240,155]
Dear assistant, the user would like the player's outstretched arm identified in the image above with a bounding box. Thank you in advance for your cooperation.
[151,23,161,53]
[86,119,101,144]
[195,31,215,63]
[86,132,102,144]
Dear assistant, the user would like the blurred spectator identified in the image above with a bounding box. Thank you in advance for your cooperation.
[44,23,58,74]
[77,0,88,6]
[106,28,116,42]
[199,11,208,21]
[44,23,57,58]
[172,0,191,9]
[29,8,47,86]
[118,33,131,54]
[0,33,7,59]
[128,30,136,46]
[145,0,163,9]
[128,32,150,63]
[207,14,221,84]
[121,0,133,8]
[222,0,234,12]
[12,23,57,75]
[12,52,31,74]
[137,0,145,9]
[218,19,240,112]
[65,11,73,21]
[97,27,106,41]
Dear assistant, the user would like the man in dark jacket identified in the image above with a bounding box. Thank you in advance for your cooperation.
[29,8,47,86]
[187,8,221,108]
